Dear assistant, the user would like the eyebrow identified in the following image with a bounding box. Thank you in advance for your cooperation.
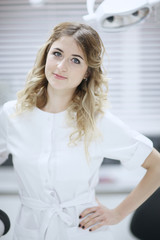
[53,48,84,60]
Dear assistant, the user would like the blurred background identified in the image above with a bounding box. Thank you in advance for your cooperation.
[0,0,160,239]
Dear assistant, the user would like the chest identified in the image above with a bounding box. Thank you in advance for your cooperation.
[7,115,93,183]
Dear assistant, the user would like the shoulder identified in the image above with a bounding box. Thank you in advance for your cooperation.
[3,100,17,109]
[96,110,138,143]
[1,100,17,116]
[98,110,130,131]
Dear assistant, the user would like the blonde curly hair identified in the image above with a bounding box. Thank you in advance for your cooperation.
[16,22,109,155]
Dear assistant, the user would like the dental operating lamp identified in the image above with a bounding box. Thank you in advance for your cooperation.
[83,0,160,31]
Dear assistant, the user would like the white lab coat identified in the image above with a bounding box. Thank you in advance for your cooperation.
[0,100,153,240]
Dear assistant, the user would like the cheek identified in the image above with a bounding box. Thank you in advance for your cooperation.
[72,71,86,85]
[44,65,48,78]
[71,77,83,89]
[45,56,57,69]
[71,65,87,79]
[44,58,49,72]
[45,60,51,70]
[45,60,54,77]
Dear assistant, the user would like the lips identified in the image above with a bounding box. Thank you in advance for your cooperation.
[53,73,67,80]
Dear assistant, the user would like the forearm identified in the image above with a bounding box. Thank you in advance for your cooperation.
[115,155,160,220]
[79,151,160,231]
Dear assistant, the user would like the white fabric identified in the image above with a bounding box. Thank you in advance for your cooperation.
[0,100,153,240]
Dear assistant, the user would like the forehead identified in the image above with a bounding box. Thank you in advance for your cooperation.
[50,36,85,57]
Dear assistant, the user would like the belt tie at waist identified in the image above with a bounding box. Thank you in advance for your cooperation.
[21,190,95,240]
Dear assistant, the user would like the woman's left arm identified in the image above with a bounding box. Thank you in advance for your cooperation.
[114,147,160,220]
[79,148,160,231]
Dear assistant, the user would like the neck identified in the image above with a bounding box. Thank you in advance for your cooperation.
[42,86,74,113]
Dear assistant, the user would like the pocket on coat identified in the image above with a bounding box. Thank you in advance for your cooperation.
[14,223,39,240]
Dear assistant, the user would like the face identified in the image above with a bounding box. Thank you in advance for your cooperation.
[45,36,88,96]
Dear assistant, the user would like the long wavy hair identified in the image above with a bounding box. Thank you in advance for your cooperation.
[16,22,109,157]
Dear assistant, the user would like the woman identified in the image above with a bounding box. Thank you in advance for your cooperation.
[0,22,160,240]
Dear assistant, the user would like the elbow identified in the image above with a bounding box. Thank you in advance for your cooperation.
[142,148,160,172]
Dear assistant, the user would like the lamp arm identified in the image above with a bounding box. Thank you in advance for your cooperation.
[86,0,96,14]
[147,0,160,5]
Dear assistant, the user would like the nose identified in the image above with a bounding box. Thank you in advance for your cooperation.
[57,58,67,72]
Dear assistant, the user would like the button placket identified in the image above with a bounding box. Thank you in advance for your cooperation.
[38,115,53,185]
[47,114,57,187]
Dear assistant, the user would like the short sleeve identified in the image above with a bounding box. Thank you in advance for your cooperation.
[98,111,153,170]
[0,103,9,165]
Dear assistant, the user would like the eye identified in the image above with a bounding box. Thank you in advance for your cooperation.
[52,51,62,57]
[72,58,80,64]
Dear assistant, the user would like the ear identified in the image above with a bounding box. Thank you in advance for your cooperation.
[84,73,88,79]
[84,69,90,79]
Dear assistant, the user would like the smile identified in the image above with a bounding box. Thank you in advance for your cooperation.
[53,73,67,80]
